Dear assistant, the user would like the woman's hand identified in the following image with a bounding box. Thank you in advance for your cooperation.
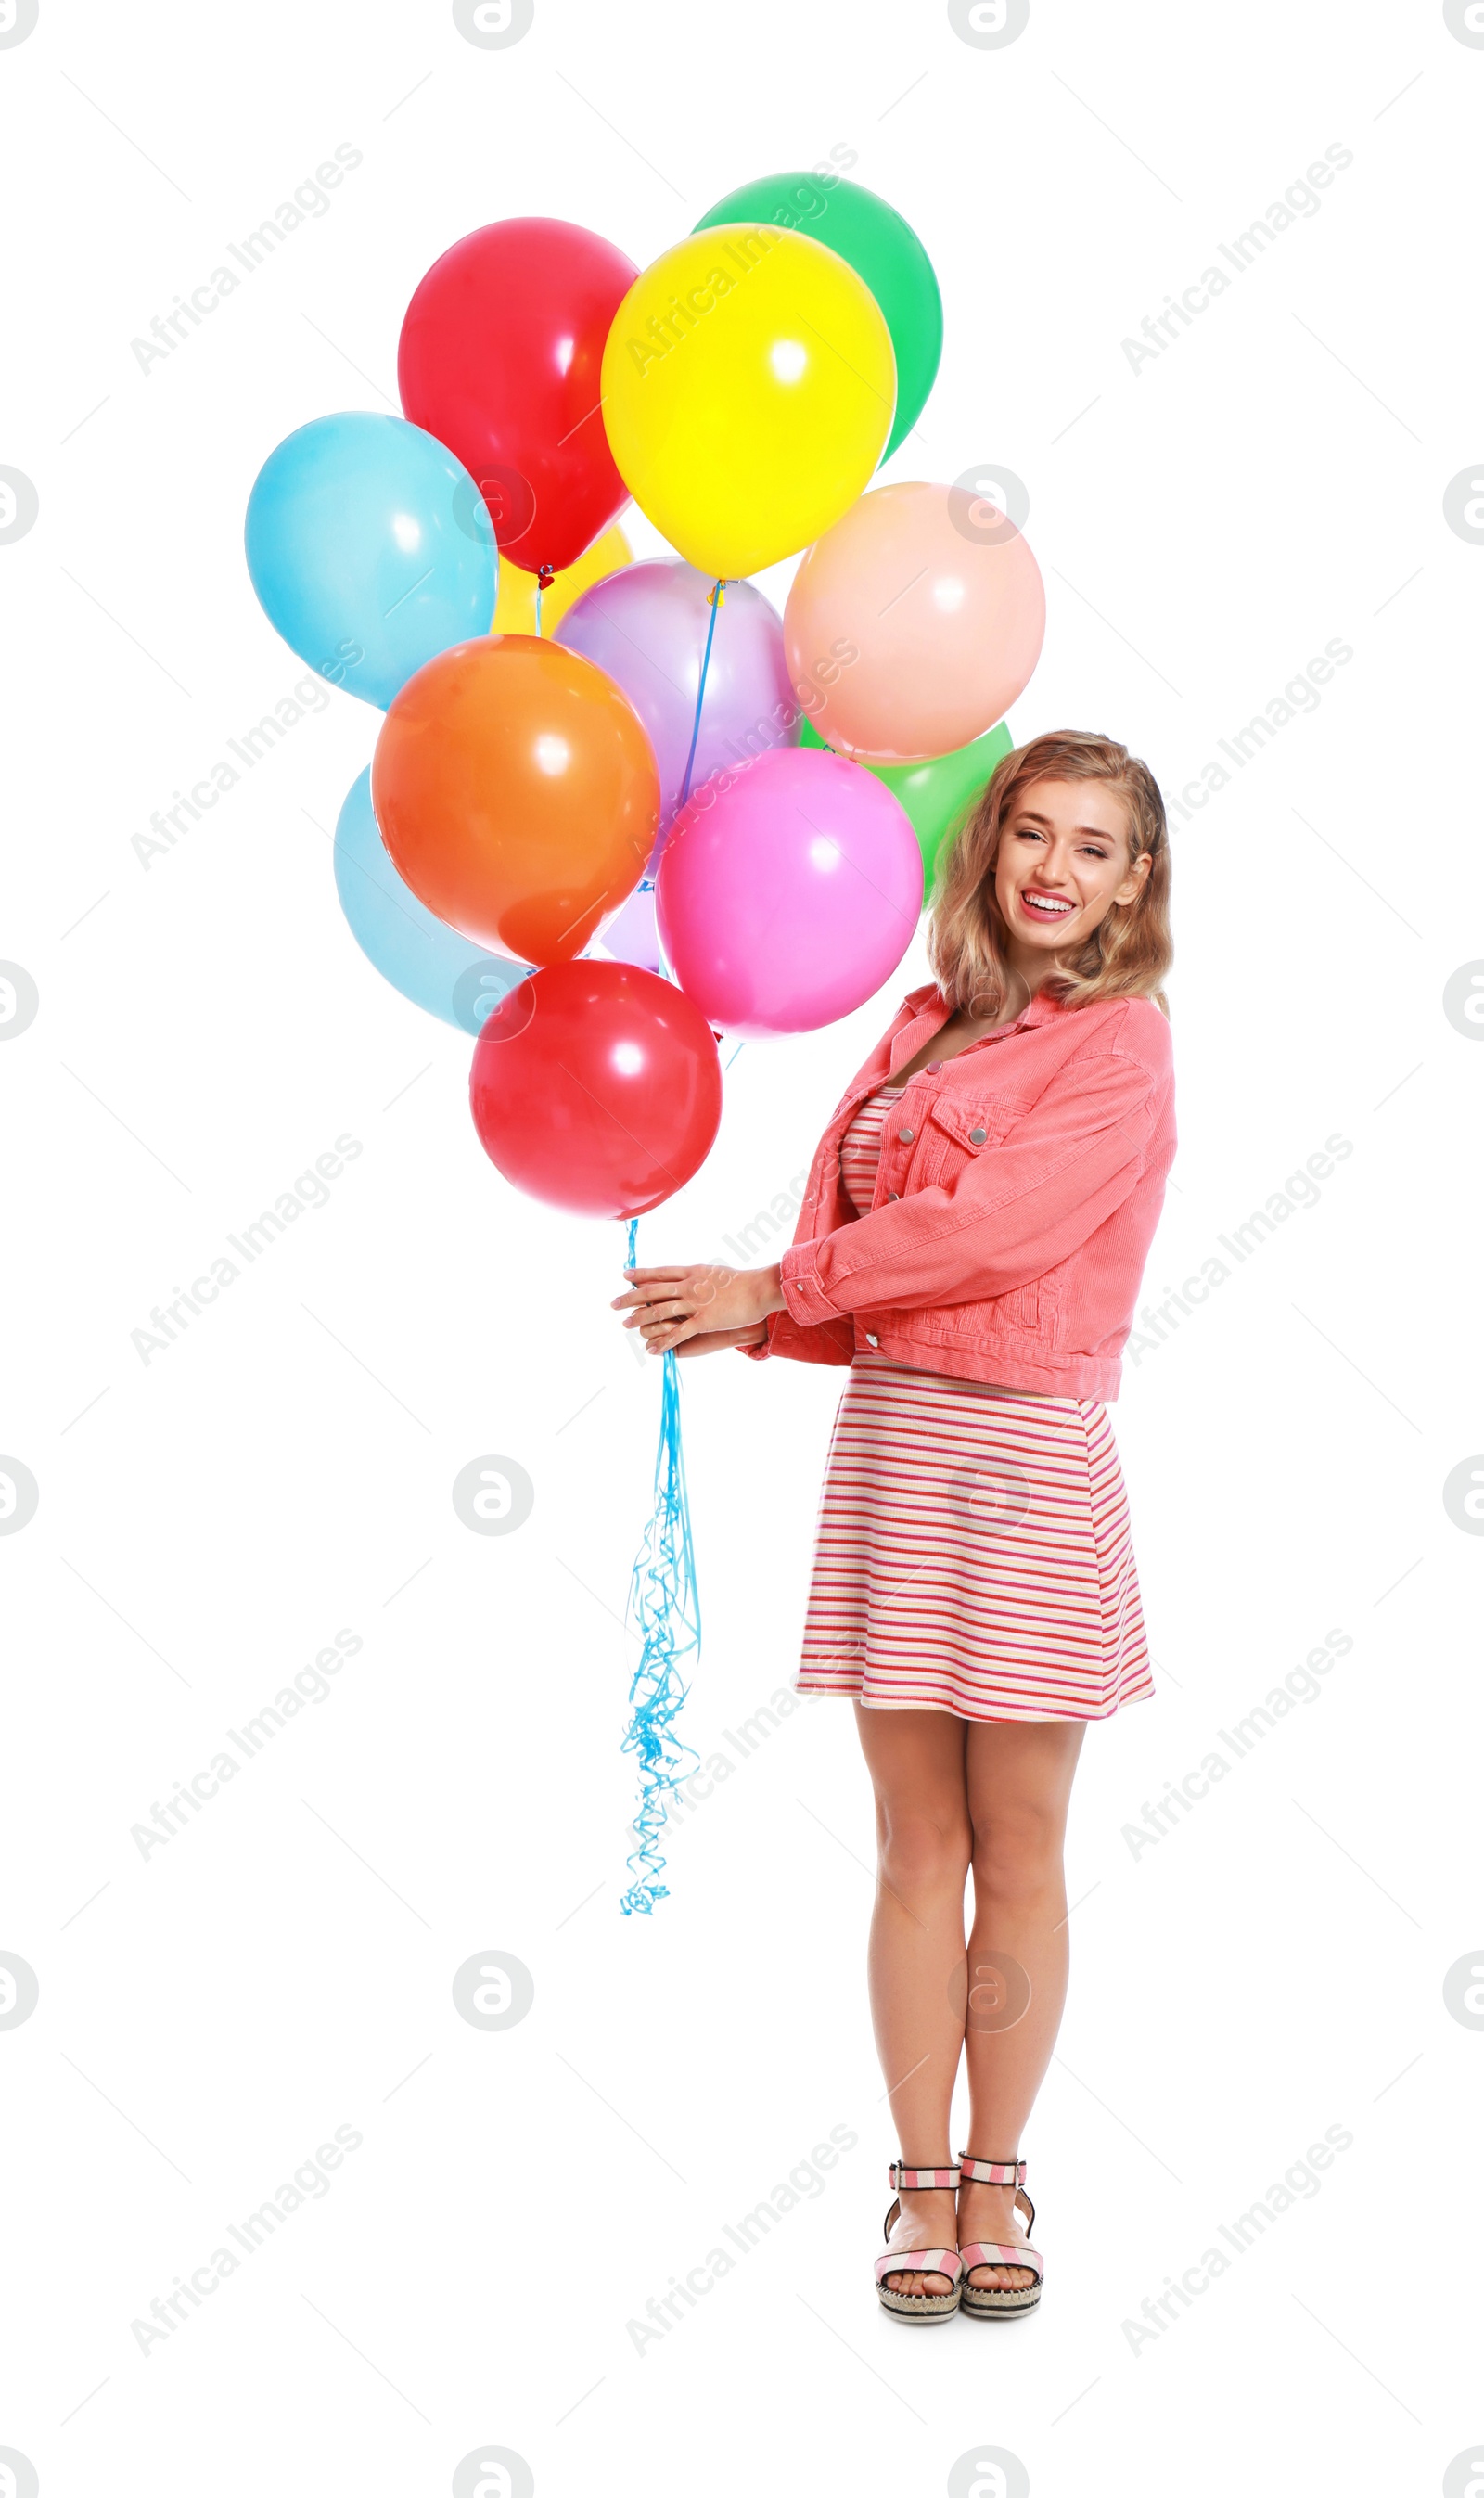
[672,1322,769,1358]
[611,1262,786,1354]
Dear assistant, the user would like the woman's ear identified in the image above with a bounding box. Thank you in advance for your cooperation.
[1113,852,1153,908]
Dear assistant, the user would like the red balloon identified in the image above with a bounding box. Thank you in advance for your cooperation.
[399,217,638,577]
[469,961,723,1220]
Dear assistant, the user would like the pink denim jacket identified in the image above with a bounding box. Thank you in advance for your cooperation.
[743,980,1176,1400]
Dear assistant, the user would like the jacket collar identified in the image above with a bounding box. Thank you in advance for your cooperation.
[894,980,1068,1052]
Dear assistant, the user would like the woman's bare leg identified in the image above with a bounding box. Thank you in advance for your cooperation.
[853,1701,973,2299]
[958,1719,1086,2289]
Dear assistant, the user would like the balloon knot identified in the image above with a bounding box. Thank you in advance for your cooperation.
[537,563,556,588]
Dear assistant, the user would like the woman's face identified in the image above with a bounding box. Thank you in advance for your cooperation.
[991,775,1150,961]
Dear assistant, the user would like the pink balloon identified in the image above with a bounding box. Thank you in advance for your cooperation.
[784,480,1046,765]
[656,748,922,1040]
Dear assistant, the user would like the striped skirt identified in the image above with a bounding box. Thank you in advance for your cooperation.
[796,1351,1154,1722]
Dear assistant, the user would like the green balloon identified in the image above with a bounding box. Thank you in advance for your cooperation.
[693,171,942,464]
[800,714,1015,893]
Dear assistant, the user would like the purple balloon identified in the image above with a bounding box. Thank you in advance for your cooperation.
[655,748,923,1041]
[595,881,662,975]
[556,560,799,852]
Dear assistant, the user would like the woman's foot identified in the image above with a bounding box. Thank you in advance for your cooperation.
[957,2177,1036,2291]
[881,2187,959,2299]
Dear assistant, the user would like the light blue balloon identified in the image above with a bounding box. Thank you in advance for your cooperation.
[333,768,530,1033]
[246,412,497,710]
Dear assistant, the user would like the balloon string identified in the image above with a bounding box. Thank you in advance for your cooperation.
[534,584,543,636]
[643,580,720,981]
[678,579,724,811]
[619,1212,701,1915]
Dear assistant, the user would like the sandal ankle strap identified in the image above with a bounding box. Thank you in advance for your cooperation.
[888,2160,960,2191]
[957,2152,1026,2185]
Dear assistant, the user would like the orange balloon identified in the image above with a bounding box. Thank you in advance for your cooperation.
[372,636,659,966]
[784,480,1046,766]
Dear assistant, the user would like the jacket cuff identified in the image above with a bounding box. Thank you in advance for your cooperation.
[743,1302,855,1367]
[778,1239,839,1328]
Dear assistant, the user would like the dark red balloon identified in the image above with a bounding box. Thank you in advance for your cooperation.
[398,217,638,577]
[469,960,723,1220]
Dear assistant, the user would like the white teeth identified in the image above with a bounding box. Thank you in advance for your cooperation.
[1024,891,1072,915]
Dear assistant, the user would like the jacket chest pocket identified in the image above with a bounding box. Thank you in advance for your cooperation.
[918,1093,1024,1183]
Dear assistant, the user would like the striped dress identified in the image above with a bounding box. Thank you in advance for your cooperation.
[796,1084,1155,1722]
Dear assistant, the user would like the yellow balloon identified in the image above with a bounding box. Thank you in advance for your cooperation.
[491,523,633,635]
[601,226,896,579]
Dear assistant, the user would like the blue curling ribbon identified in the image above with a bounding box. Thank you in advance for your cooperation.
[615,587,723,1914]
[620,1212,702,1915]
[678,579,723,810]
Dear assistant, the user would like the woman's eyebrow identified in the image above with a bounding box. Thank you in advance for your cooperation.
[1010,809,1114,840]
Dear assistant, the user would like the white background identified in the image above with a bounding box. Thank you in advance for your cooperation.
[2,2,1480,2492]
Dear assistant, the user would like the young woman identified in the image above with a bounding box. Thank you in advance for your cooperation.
[613,729,1174,2325]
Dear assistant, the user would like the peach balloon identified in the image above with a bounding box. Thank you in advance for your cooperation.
[784,480,1046,766]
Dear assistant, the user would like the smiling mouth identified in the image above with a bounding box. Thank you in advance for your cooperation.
[1018,887,1076,923]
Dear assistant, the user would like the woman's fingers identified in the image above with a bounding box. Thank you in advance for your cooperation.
[614,1289,686,1317]
[612,1261,761,1356]
[673,1324,766,1358]
[611,1262,732,1313]
[611,1273,694,1313]
[631,1298,694,1332]
[644,1322,694,1351]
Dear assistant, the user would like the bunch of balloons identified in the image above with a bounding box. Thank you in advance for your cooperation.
[244,177,1047,1228]
[244,176,1048,1916]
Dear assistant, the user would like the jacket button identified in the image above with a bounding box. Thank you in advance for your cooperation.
[927,1060,941,1071]
[969,1126,987,1145]
[897,1126,915,1143]
[864,1332,879,1347]
[888,1190,899,1201]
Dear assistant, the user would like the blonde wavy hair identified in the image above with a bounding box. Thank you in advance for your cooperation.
[927,729,1173,1020]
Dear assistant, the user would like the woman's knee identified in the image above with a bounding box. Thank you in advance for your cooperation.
[878,1804,973,1896]
[969,1797,1067,1901]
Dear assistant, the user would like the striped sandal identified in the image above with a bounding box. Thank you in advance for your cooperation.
[875,2161,964,2324]
[956,2153,1043,2318]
